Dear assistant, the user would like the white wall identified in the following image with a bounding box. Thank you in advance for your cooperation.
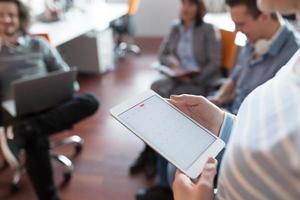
[134,0,180,37]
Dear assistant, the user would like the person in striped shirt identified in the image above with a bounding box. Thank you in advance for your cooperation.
[171,0,300,199]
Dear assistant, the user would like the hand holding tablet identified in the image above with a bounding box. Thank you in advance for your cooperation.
[169,94,226,136]
[110,90,225,179]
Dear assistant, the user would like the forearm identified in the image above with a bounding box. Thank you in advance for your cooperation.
[195,26,222,85]
[215,80,235,105]
[160,56,181,70]
[159,54,173,67]
[40,38,69,72]
[158,27,177,67]
[194,63,220,85]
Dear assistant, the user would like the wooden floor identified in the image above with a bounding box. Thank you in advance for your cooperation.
[0,38,163,200]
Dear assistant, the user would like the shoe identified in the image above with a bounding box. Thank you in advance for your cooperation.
[0,127,20,169]
[136,186,173,200]
[129,146,151,175]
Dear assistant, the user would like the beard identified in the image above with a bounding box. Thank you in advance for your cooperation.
[0,24,19,37]
[0,26,21,46]
[4,28,19,36]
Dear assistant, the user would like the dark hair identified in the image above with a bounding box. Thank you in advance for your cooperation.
[181,0,207,27]
[225,0,277,20]
[0,0,30,34]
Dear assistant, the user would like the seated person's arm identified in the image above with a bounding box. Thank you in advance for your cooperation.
[209,79,236,106]
[209,48,246,106]
[38,38,79,91]
[39,38,70,72]
[193,26,222,85]
[158,24,181,70]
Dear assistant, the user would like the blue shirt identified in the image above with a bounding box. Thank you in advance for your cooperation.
[176,24,199,71]
[229,23,300,114]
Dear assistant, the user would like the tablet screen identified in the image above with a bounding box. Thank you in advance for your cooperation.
[118,95,216,170]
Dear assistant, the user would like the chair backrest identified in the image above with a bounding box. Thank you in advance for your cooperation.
[128,0,140,16]
[30,33,53,46]
[219,29,238,73]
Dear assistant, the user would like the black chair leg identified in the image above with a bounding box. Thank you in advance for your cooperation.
[9,135,84,193]
[51,154,73,183]
[10,165,25,193]
[51,135,84,157]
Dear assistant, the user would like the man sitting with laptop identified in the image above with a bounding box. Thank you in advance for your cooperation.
[0,0,99,199]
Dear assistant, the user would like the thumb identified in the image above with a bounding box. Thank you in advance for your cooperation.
[170,94,207,106]
[173,169,193,190]
[196,158,218,188]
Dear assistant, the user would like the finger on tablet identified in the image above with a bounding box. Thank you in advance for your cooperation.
[171,95,207,106]
[169,99,186,111]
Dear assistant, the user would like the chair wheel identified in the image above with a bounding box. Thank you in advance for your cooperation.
[135,51,141,56]
[75,144,82,154]
[63,171,72,183]
[10,184,20,193]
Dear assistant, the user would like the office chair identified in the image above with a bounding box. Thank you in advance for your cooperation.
[111,0,141,60]
[208,29,239,92]
[10,134,84,192]
[219,29,238,76]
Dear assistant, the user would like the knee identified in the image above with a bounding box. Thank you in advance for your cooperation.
[151,81,162,94]
[77,94,100,116]
[150,81,158,91]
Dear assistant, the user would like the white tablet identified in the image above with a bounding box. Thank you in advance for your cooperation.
[110,90,225,179]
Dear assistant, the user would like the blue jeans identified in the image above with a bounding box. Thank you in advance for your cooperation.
[157,155,175,188]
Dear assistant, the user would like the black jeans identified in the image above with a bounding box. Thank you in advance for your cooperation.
[1,93,99,200]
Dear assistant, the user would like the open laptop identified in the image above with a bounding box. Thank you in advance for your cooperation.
[1,69,77,117]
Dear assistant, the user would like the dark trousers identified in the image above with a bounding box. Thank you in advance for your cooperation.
[1,93,99,200]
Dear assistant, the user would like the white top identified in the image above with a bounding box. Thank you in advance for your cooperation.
[216,50,300,199]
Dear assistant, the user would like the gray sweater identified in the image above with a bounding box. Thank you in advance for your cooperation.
[0,36,69,99]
